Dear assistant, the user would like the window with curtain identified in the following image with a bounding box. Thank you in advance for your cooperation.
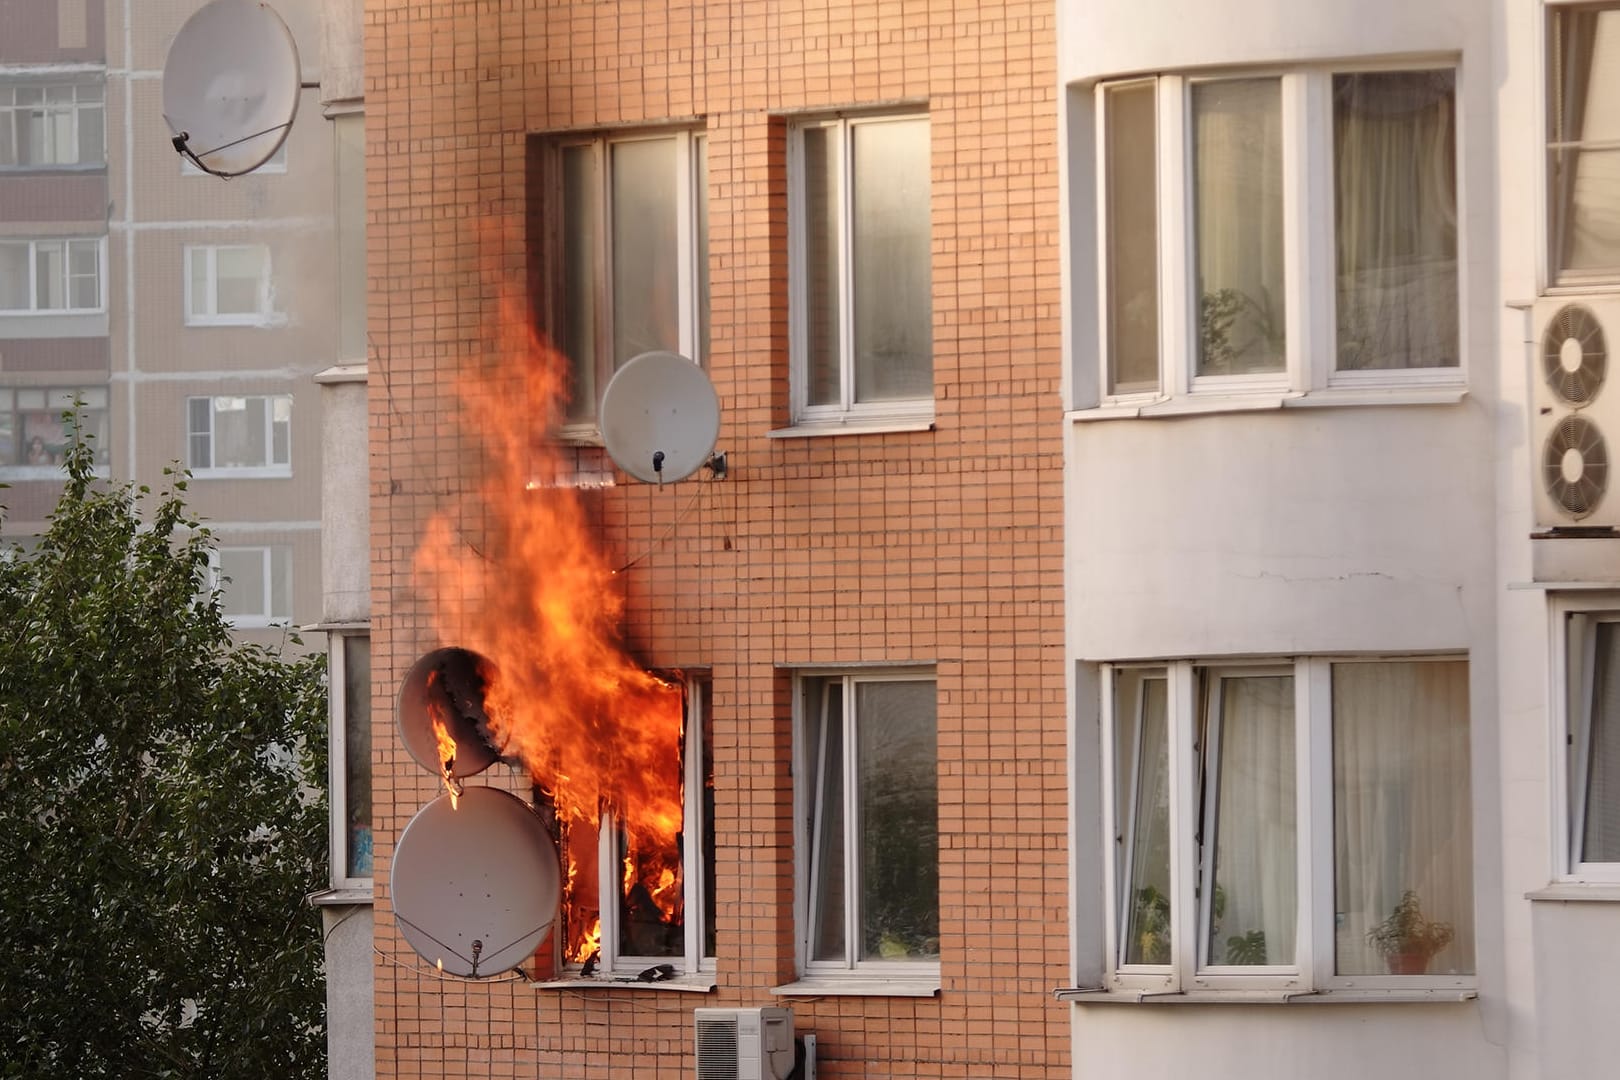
[1105,656,1473,991]
[1095,64,1460,402]
[1558,605,1620,879]
[1549,4,1620,284]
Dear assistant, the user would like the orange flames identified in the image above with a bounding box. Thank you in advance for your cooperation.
[411,275,687,964]
[426,687,463,810]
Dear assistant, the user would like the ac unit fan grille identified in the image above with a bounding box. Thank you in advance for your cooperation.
[695,1017,740,1080]
[1543,413,1610,518]
[1542,302,1609,406]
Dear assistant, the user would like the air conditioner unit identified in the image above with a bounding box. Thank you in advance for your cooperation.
[1533,298,1619,529]
[694,1006,794,1080]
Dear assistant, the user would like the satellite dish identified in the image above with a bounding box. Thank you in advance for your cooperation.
[599,351,721,484]
[392,787,561,978]
[161,0,301,177]
[397,647,507,779]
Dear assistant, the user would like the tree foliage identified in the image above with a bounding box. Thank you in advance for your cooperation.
[0,428,328,1078]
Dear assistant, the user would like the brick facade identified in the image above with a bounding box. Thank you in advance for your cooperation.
[364,1,1066,1076]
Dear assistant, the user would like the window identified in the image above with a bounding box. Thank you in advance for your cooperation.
[1553,599,1620,881]
[543,130,707,426]
[0,386,109,474]
[795,672,939,986]
[1105,657,1473,992]
[1549,3,1620,285]
[187,395,292,476]
[329,633,372,887]
[0,238,103,313]
[0,80,104,167]
[1097,66,1458,403]
[185,245,275,325]
[789,114,933,427]
[210,546,293,628]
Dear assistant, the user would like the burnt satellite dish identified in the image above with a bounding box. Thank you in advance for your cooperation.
[161,0,301,177]
[392,787,561,978]
[397,647,507,779]
[600,351,721,484]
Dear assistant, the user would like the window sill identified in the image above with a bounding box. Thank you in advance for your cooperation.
[529,971,717,994]
[768,417,935,439]
[308,885,373,907]
[1054,987,1477,1005]
[185,315,287,329]
[1069,386,1466,423]
[1526,883,1620,902]
[191,467,293,480]
[771,977,940,998]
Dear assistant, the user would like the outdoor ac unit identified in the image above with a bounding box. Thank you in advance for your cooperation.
[1533,298,1620,529]
[694,1006,794,1080]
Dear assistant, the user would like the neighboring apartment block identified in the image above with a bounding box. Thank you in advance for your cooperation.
[0,0,341,646]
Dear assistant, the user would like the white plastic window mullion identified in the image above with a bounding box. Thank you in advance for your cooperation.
[841,676,862,968]
[1301,72,1336,391]
[597,810,620,970]
[1572,614,1598,872]
[1092,87,1113,403]
[1159,77,1191,399]
[1280,73,1311,394]
[1304,658,1335,984]
[837,119,856,414]
[1166,662,1196,987]
[1099,667,1122,970]
[786,127,808,420]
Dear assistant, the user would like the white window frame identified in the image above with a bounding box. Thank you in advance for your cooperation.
[186,394,293,478]
[545,129,707,435]
[0,237,105,314]
[207,546,291,628]
[183,244,278,327]
[0,385,111,477]
[1099,655,1474,997]
[1549,594,1620,885]
[1092,61,1466,409]
[789,669,941,994]
[327,630,373,891]
[786,112,935,431]
[0,79,105,168]
[1544,0,1620,290]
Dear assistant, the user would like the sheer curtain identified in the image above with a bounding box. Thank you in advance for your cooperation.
[1203,674,1295,966]
[1193,79,1286,376]
[1118,672,1172,966]
[1334,660,1473,976]
[1334,71,1458,371]
[1550,7,1620,277]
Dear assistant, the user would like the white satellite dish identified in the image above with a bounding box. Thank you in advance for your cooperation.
[392,787,562,979]
[161,0,301,177]
[599,351,721,484]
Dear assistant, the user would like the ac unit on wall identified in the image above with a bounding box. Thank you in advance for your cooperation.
[694,1007,795,1080]
[1534,298,1620,530]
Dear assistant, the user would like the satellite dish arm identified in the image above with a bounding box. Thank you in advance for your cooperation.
[169,120,293,179]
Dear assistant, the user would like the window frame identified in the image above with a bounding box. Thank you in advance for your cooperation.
[327,630,373,891]
[790,668,941,992]
[0,237,106,314]
[539,127,708,436]
[183,244,277,327]
[207,545,292,628]
[786,111,935,431]
[1099,655,1474,996]
[1549,594,1620,885]
[1545,0,1620,289]
[0,79,105,168]
[0,385,110,476]
[1091,61,1466,409]
[186,393,293,478]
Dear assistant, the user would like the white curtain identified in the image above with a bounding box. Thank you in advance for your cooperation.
[1204,674,1296,966]
[1551,8,1620,276]
[1334,71,1458,371]
[1333,660,1473,975]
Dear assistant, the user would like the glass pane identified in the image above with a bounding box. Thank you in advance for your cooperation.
[807,678,847,962]
[851,117,932,403]
[1550,8,1620,276]
[1203,674,1295,966]
[78,103,103,165]
[856,679,938,961]
[801,125,842,406]
[1193,79,1286,375]
[270,547,292,618]
[218,549,266,617]
[1334,71,1458,371]
[188,249,209,317]
[1116,670,1172,966]
[1105,82,1160,392]
[1333,660,1473,976]
[212,396,266,468]
[343,636,374,878]
[0,116,14,166]
[561,145,599,421]
[1580,622,1620,862]
[214,247,265,314]
[610,138,679,368]
[0,245,28,309]
[34,242,64,309]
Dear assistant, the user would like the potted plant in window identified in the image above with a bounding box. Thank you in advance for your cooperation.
[1365,890,1454,975]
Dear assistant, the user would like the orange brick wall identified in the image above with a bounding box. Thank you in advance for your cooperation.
[363,1,1067,1076]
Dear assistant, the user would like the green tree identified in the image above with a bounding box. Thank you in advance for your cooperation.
[0,424,328,1078]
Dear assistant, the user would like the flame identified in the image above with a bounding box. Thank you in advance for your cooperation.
[412,266,688,963]
[427,692,463,810]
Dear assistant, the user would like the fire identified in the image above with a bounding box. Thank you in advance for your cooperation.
[426,683,463,810]
[412,269,689,964]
